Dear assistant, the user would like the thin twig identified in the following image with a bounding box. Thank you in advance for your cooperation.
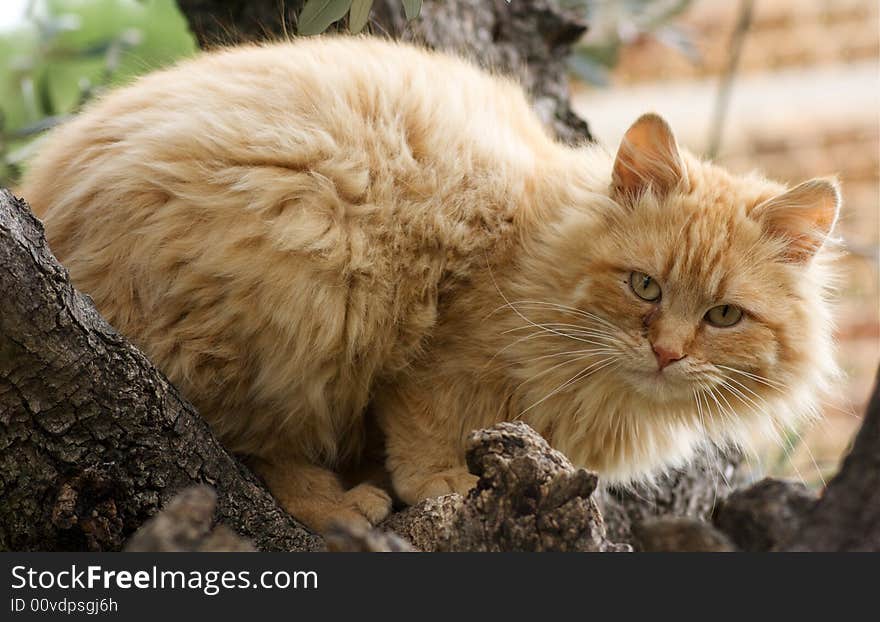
[706,0,754,159]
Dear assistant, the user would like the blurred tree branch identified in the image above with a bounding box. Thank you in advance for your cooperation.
[706,0,754,159]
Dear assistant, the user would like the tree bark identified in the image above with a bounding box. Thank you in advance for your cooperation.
[383,423,629,552]
[124,486,256,552]
[631,517,735,552]
[712,478,817,552]
[176,0,593,144]
[783,367,880,551]
[598,449,747,544]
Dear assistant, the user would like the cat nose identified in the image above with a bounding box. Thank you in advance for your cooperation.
[651,344,686,370]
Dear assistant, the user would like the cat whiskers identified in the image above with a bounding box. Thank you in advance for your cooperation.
[483,260,627,368]
[494,299,622,334]
[692,387,707,434]
[515,346,620,365]
[689,388,725,509]
[486,328,571,367]
[717,374,791,446]
[503,323,621,346]
[494,305,621,350]
[725,374,825,487]
[714,371,824,488]
[492,347,617,420]
[714,366,813,477]
[485,321,620,369]
[513,356,621,421]
[487,300,626,370]
[489,314,624,420]
[715,364,787,393]
[693,380,733,429]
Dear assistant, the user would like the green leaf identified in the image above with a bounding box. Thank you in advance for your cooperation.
[298,0,354,36]
[401,0,422,21]
[349,0,373,34]
[35,68,55,117]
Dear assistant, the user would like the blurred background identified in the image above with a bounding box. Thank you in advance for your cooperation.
[1,0,877,487]
[0,0,195,182]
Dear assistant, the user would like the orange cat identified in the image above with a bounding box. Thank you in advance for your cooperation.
[20,37,841,532]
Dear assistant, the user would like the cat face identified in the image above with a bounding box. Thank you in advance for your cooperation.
[572,194,823,401]
[511,114,839,473]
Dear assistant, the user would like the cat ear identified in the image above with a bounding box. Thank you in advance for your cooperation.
[611,113,688,202]
[752,178,841,263]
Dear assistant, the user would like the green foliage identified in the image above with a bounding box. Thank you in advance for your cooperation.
[564,0,698,86]
[348,0,373,34]
[0,0,196,186]
[297,0,354,36]
[297,0,422,36]
[401,0,422,21]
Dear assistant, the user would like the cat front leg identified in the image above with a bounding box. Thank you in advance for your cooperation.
[390,462,479,505]
[376,384,481,505]
[250,455,392,533]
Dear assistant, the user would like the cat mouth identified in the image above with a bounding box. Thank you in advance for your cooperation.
[620,365,696,400]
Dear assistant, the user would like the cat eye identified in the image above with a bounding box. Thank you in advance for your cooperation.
[629,271,661,302]
[705,304,743,327]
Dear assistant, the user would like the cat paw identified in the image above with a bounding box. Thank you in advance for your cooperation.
[342,483,393,525]
[395,468,479,505]
[279,485,392,533]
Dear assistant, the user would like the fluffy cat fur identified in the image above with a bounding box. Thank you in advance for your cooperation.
[20,37,841,532]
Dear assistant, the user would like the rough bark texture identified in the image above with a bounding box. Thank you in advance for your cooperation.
[381,495,462,552]
[121,423,629,553]
[0,189,321,552]
[384,423,629,552]
[598,450,747,544]
[632,517,735,552]
[125,486,255,552]
[712,478,817,552]
[324,522,415,552]
[784,368,880,551]
[450,423,628,551]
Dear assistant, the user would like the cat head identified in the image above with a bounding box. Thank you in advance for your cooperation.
[509,113,841,480]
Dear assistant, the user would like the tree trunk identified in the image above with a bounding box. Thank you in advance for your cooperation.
[783,367,880,551]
